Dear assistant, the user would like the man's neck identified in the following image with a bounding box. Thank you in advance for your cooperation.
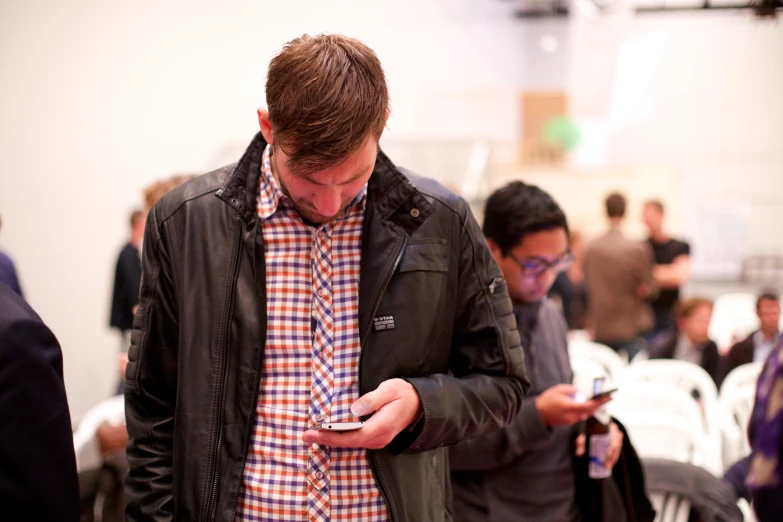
[650,230,669,243]
[130,237,142,250]
[760,328,780,341]
[608,218,623,232]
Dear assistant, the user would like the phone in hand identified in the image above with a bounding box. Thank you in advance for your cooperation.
[315,421,365,432]
[590,388,618,401]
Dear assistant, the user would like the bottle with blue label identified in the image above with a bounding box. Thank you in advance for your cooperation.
[586,377,612,480]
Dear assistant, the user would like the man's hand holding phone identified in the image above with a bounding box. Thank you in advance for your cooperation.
[536,384,613,427]
[302,378,422,449]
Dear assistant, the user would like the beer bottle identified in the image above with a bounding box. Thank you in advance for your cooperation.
[586,377,612,480]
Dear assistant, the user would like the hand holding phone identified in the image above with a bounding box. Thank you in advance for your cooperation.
[315,421,365,432]
[590,388,618,401]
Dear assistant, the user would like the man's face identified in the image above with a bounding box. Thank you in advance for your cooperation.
[681,304,712,344]
[271,139,376,224]
[642,204,663,234]
[489,228,570,304]
[758,298,781,335]
[258,109,380,225]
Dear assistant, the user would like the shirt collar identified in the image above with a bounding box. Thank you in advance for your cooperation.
[755,330,781,346]
[256,144,368,222]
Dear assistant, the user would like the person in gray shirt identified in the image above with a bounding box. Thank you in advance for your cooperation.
[450,182,625,522]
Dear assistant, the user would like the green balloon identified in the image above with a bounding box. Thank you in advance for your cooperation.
[542,116,581,152]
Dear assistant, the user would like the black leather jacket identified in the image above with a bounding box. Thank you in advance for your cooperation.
[124,133,529,522]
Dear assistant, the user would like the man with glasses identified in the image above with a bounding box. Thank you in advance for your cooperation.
[449,181,623,522]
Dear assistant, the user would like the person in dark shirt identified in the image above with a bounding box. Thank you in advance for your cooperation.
[450,181,621,522]
[642,200,691,336]
[0,215,24,298]
[109,209,145,336]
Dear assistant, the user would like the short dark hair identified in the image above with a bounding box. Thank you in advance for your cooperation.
[757,290,780,311]
[674,297,713,321]
[130,209,145,229]
[266,34,389,175]
[645,200,665,215]
[605,193,626,219]
[483,181,569,255]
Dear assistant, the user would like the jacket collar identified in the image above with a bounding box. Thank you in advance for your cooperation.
[217,132,434,234]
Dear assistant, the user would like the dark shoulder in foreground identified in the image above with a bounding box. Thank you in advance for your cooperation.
[0,282,41,331]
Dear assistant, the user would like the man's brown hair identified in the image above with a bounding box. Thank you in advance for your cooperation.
[674,297,713,321]
[266,34,390,175]
[605,192,627,219]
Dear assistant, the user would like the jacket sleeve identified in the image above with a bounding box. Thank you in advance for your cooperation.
[124,208,180,521]
[0,316,80,522]
[389,205,530,454]
[448,397,550,470]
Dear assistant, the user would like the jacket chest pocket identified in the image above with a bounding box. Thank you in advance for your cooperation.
[378,239,451,374]
[397,240,449,274]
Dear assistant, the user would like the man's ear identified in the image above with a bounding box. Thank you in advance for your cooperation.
[486,238,504,263]
[257,108,273,144]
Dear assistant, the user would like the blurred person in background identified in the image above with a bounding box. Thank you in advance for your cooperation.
[723,291,781,380]
[450,181,625,522]
[109,209,145,348]
[0,281,79,521]
[649,297,721,386]
[642,200,691,338]
[0,214,24,298]
[81,176,195,521]
[124,34,528,522]
[584,193,657,358]
[549,230,587,330]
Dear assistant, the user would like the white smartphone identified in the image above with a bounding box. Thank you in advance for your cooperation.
[315,421,365,432]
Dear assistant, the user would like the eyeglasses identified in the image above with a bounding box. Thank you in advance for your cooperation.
[508,249,575,278]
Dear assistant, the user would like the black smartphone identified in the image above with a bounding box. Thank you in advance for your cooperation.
[590,388,618,401]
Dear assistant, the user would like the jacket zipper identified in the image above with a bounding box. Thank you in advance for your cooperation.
[203,223,244,521]
[360,234,408,522]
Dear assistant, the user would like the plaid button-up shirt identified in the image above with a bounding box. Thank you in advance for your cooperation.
[235,144,388,522]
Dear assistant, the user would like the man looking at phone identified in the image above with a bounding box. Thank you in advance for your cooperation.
[450,182,624,522]
[124,35,528,522]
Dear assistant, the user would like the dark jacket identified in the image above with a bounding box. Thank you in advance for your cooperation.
[0,283,80,521]
[449,300,580,522]
[722,333,756,383]
[109,242,141,332]
[124,132,530,522]
[648,329,721,387]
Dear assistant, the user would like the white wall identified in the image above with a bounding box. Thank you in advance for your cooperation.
[0,0,542,421]
[0,0,780,420]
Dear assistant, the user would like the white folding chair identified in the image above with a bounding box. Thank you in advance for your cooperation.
[569,339,627,384]
[622,360,719,432]
[719,386,757,469]
[721,362,763,399]
[649,491,692,522]
[709,293,759,352]
[622,360,722,470]
[620,411,722,475]
[73,395,126,472]
[609,383,705,438]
